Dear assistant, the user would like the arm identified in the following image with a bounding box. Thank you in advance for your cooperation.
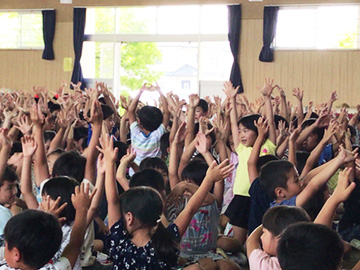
[169,122,186,189]
[288,126,301,167]
[170,181,215,206]
[246,225,263,258]
[260,78,276,144]
[278,86,289,121]
[248,117,268,183]
[0,128,12,182]
[119,114,128,144]
[20,136,39,209]
[314,167,355,227]
[276,135,289,159]
[326,91,337,114]
[155,84,170,128]
[292,88,304,125]
[84,100,103,184]
[128,84,146,124]
[178,138,197,178]
[223,81,240,149]
[115,148,136,191]
[184,94,199,148]
[174,159,234,237]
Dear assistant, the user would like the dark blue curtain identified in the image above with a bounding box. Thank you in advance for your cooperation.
[71,8,86,89]
[227,5,243,93]
[259,7,279,62]
[42,10,56,60]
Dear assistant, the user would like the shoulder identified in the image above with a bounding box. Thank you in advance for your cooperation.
[261,139,276,153]
[249,249,281,270]
[0,261,14,270]
[167,223,180,242]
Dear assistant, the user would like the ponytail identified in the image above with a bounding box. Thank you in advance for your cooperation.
[152,222,179,267]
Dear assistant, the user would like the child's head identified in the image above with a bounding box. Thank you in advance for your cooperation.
[119,187,178,267]
[4,209,62,269]
[8,142,23,171]
[129,169,166,199]
[301,119,324,152]
[138,105,163,132]
[238,114,261,147]
[47,148,65,175]
[0,166,18,205]
[139,157,169,184]
[181,158,208,186]
[195,99,208,121]
[41,176,78,224]
[277,223,344,270]
[259,160,301,201]
[194,123,216,149]
[52,150,86,183]
[261,206,310,256]
[44,131,56,153]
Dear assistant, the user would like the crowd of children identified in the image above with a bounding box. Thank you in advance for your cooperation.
[0,79,360,270]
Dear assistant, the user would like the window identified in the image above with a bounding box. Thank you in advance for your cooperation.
[0,10,44,49]
[81,5,232,98]
[275,5,359,50]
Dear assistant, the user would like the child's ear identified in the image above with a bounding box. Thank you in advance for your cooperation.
[125,211,135,227]
[5,244,22,268]
[275,187,287,199]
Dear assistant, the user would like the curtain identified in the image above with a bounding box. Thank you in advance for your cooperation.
[42,10,56,60]
[259,6,279,62]
[71,8,86,89]
[228,5,243,93]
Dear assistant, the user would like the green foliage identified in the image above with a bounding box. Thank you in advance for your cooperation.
[93,7,162,91]
[339,33,356,49]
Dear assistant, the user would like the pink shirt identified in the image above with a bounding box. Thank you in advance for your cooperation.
[249,249,281,270]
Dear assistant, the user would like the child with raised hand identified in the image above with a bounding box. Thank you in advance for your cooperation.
[223,79,277,244]
[246,206,310,270]
[98,133,234,269]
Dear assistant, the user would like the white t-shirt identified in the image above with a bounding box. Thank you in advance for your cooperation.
[0,205,12,239]
[0,257,71,270]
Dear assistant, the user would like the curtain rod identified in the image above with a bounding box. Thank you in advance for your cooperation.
[265,2,358,7]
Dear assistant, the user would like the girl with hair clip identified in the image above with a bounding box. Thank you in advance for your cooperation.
[98,134,234,270]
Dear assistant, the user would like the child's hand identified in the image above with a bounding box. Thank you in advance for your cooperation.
[14,114,33,135]
[188,94,200,108]
[338,145,358,164]
[332,167,355,203]
[206,159,234,183]
[222,81,238,99]
[88,99,103,125]
[329,91,338,103]
[120,148,136,165]
[40,195,68,224]
[289,126,301,143]
[292,87,303,101]
[322,120,338,142]
[96,153,106,174]
[254,116,269,139]
[0,127,12,150]
[195,132,208,154]
[21,135,37,158]
[97,134,118,164]
[260,78,276,97]
[30,104,45,127]
[71,182,97,213]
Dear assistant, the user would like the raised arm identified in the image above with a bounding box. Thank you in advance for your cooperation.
[169,122,186,189]
[0,128,12,183]
[292,88,304,125]
[128,84,146,124]
[326,91,338,114]
[260,78,276,144]
[115,148,136,191]
[278,86,289,121]
[185,94,200,148]
[174,159,234,237]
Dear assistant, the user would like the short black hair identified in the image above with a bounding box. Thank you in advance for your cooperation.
[5,210,62,269]
[41,176,78,224]
[259,160,295,200]
[52,150,86,183]
[1,166,18,186]
[129,168,165,192]
[160,133,170,158]
[47,148,65,157]
[262,206,310,236]
[49,103,61,114]
[301,118,324,143]
[295,151,310,175]
[138,106,163,132]
[101,104,114,120]
[256,155,278,172]
[113,141,128,163]
[74,126,88,141]
[139,157,168,175]
[181,159,208,186]
[9,142,22,157]
[238,114,261,136]
[278,223,344,270]
[44,130,56,142]
[274,114,289,129]
[197,99,208,113]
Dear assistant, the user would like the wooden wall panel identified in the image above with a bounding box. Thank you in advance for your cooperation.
[240,19,360,107]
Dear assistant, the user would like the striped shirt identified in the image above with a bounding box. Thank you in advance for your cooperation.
[130,122,165,165]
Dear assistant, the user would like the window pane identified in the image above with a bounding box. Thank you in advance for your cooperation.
[81,42,114,78]
[157,6,200,34]
[276,8,316,48]
[317,6,358,49]
[21,13,44,47]
[116,7,156,34]
[85,8,115,34]
[199,41,232,81]
[0,12,19,48]
[200,5,228,34]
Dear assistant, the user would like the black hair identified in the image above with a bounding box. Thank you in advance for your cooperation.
[113,141,128,163]
[9,142,22,157]
[301,118,324,143]
[74,126,88,141]
[1,166,18,186]
[194,123,216,146]
[49,103,61,114]
[129,169,165,192]
[41,176,78,225]
[259,160,295,200]
[256,155,279,172]
[262,206,310,237]
[277,223,344,270]
[348,125,356,138]
[139,157,168,175]
[4,210,62,269]
[197,99,208,113]
[52,150,86,183]
[274,115,289,129]
[119,187,178,267]
[47,148,65,157]
[138,106,163,132]
[238,114,261,136]
[101,104,114,120]
[160,132,170,158]
[44,130,56,142]
[181,159,208,186]
[81,136,88,150]
[295,151,310,175]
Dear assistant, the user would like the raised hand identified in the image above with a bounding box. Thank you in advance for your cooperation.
[188,94,200,108]
[260,78,276,97]
[72,182,97,213]
[254,116,269,138]
[222,81,239,99]
[0,127,12,149]
[88,99,103,125]
[96,134,118,164]
[21,135,37,158]
[15,114,33,135]
[40,195,68,224]
[332,167,355,203]
[195,132,208,154]
[206,159,234,183]
[120,147,136,165]
[292,88,303,101]
[30,104,45,127]
[174,121,187,145]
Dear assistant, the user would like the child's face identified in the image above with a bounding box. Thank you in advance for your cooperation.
[195,107,205,121]
[47,153,60,176]
[284,167,302,198]
[261,227,278,256]
[238,123,257,147]
[302,130,319,152]
[0,180,17,205]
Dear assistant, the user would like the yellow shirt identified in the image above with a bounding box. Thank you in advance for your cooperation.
[233,139,276,197]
